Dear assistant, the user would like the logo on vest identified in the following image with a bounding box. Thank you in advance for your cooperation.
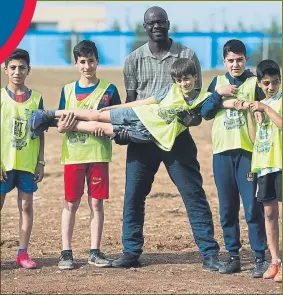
[224,109,245,130]
[11,117,27,150]
[255,122,274,153]
[67,132,89,144]
[158,106,184,124]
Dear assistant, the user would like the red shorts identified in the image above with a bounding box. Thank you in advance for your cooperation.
[64,163,109,202]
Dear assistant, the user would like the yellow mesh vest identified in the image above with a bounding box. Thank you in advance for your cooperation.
[61,80,112,164]
[133,84,210,151]
[211,75,257,154]
[252,95,282,171]
[1,88,42,173]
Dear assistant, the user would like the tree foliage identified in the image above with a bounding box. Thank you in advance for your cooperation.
[110,19,121,31]
[131,23,147,52]
[250,19,282,66]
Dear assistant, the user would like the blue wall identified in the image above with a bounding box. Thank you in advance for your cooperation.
[19,31,281,69]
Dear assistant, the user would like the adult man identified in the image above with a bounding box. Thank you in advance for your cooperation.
[112,6,222,271]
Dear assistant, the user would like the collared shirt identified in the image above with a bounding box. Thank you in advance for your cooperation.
[123,39,202,100]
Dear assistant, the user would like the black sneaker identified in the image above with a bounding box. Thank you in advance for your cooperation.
[111,252,140,268]
[219,256,241,274]
[88,250,111,267]
[251,258,269,278]
[203,254,224,271]
[58,251,74,270]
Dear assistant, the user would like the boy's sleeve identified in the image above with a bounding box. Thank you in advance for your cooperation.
[58,87,66,110]
[38,96,44,110]
[154,84,172,103]
[123,55,138,91]
[110,86,121,106]
[207,77,217,93]
[255,84,265,101]
[200,77,222,120]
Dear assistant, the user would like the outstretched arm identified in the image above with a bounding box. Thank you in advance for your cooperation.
[57,113,116,138]
[54,109,99,121]
[222,99,250,110]
[52,96,157,120]
[100,96,157,112]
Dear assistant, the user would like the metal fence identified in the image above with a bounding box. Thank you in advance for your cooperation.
[19,31,282,69]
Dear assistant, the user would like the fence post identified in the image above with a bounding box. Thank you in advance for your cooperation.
[262,37,269,60]
[70,32,78,64]
[211,33,218,69]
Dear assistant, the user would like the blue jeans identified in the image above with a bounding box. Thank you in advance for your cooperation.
[213,149,267,259]
[122,130,220,258]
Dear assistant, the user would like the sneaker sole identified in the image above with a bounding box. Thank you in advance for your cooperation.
[112,261,141,268]
[17,263,37,269]
[58,265,75,270]
[88,260,112,267]
[203,266,219,271]
[274,278,282,282]
[219,268,241,274]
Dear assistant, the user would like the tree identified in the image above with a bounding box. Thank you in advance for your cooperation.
[236,20,246,32]
[192,20,200,32]
[170,24,178,32]
[131,23,147,52]
[110,19,121,31]
[250,19,282,67]
[223,23,229,32]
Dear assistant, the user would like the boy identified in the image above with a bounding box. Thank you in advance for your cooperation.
[53,40,121,270]
[30,58,209,152]
[1,48,45,269]
[248,60,282,282]
[200,39,267,277]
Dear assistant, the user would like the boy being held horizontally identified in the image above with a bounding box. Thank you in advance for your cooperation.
[200,39,267,278]
[1,48,45,269]
[247,60,282,283]
[30,58,208,152]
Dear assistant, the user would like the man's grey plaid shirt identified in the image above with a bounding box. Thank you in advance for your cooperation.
[123,40,202,100]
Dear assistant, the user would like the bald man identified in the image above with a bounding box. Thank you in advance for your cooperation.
[112,6,223,271]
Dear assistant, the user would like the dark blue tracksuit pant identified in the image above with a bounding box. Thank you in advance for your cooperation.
[213,149,267,259]
[122,130,220,258]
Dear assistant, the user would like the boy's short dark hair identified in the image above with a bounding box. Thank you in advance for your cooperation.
[73,40,99,62]
[170,58,197,81]
[4,48,30,68]
[256,59,281,81]
[223,39,246,58]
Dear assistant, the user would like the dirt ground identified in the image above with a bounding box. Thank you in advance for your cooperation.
[0,68,282,294]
